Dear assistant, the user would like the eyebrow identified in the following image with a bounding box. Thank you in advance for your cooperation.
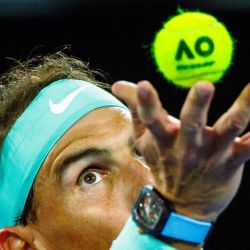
[56,147,112,183]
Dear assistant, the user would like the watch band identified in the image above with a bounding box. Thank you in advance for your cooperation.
[161,212,212,244]
[132,185,213,245]
[110,216,177,250]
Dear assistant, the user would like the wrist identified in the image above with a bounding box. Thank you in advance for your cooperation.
[173,205,218,223]
[132,185,213,245]
[161,192,218,222]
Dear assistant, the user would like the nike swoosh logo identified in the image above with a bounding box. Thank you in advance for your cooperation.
[49,85,90,114]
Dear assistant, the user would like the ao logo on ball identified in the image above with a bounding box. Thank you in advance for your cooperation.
[175,36,215,61]
[152,12,234,88]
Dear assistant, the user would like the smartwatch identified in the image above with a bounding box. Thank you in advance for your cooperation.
[132,185,212,245]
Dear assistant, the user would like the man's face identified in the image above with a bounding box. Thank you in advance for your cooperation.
[30,107,153,250]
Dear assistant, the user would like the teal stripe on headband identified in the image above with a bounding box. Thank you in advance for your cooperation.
[0,79,127,228]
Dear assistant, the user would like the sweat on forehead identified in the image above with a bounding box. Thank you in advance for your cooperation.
[0,79,127,228]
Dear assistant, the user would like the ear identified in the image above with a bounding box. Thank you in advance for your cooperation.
[0,226,36,250]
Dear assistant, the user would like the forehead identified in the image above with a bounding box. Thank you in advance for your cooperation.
[68,107,131,135]
[60,106,131,141]
[43,107,132,164]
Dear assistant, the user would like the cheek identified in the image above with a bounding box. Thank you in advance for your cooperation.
[61,189,131,248]
[36,185,130,250]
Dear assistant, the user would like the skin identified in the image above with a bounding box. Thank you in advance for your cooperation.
[1,80,250,250]
[27,107,152,250]
[112,81,250,222]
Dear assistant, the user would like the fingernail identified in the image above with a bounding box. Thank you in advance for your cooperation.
[195,82,213,98]
[139,87,150,100]
[111,84,119,94]
[196,86,209,98]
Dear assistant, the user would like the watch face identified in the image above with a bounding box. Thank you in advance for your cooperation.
[133,185,212,243]
[137,191,163,229]
[132,185,169,233]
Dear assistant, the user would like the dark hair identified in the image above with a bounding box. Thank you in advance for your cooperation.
[0,52,110,225]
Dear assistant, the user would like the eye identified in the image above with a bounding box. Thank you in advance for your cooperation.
[78,168,106,187]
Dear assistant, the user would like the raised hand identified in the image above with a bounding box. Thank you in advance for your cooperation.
[112,80,250,222]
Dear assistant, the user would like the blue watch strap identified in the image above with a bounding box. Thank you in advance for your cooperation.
[161,212,212,244]
[111,216,177,250]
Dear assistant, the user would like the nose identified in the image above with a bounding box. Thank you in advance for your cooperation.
[120,157,154,209]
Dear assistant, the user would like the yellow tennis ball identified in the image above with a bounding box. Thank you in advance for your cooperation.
[152,12,234,88]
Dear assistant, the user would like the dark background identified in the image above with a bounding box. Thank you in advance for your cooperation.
[0,1,249,249]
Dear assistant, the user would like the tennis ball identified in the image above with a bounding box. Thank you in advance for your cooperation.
[152,12,234,88]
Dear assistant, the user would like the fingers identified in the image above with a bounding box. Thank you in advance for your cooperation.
[111,81,137,108]
[112,81,145,138]
[213,83,250,152]
[179,82,215,148]
[136,80,178,150]
[227,132,250,168]
[112,81,179,149]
